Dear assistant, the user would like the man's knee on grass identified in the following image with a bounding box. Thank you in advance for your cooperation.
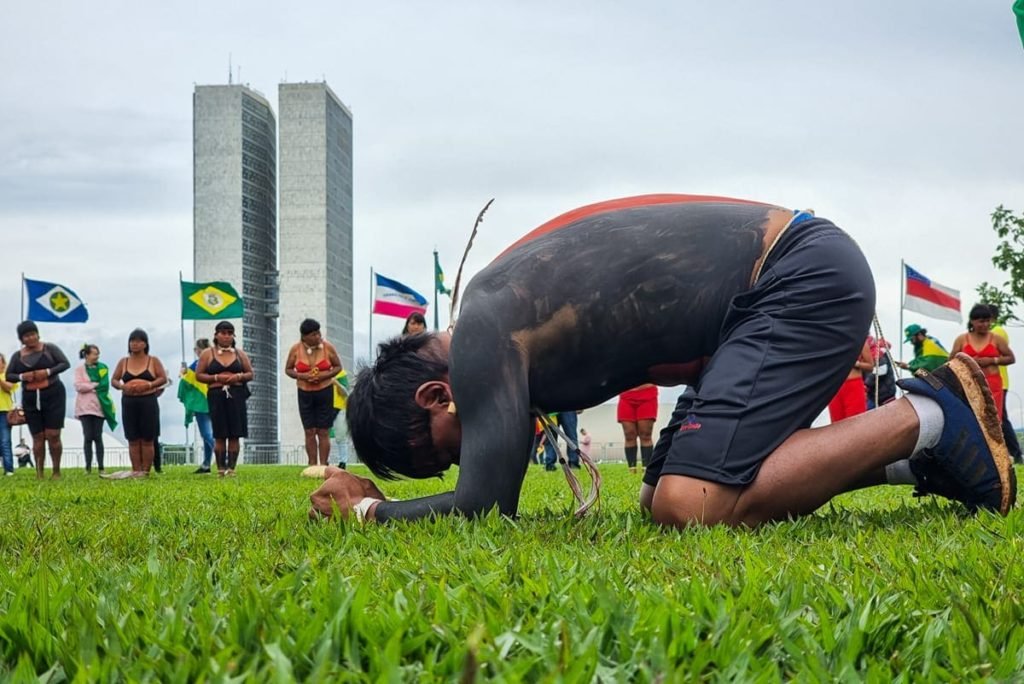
[347,334,450,480]
[649,475,744,528]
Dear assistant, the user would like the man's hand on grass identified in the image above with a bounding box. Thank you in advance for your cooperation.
[309,467,386,521]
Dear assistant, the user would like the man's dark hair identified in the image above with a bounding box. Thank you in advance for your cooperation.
[299,318,320,336]
[16,320,38,341]
[347,333,449,480]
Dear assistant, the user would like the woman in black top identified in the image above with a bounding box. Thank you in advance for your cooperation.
[5,321,70,479]
[111,329,167,477]
[195,321,253,476]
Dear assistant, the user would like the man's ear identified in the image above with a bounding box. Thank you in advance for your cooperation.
[414,381,452,410]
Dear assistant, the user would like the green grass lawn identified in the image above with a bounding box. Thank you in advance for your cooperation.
[1,464,1022,682]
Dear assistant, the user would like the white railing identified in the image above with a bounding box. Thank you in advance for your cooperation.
[17,440,653,470]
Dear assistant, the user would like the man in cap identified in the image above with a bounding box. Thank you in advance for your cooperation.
[897,324,949,374]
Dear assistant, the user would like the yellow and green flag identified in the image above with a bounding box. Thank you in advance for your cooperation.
[178,365,209,426]
[86,362,117,430]
[333,369,351,410]
[181,280,244,320]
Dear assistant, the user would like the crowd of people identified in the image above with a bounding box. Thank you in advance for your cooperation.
[818,303,1020,461]
[0,315,357,480]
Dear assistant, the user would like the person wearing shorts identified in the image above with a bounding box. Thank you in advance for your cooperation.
[5,321,70,479]
[196,321,254,476]
[310,194,1015,526]
[285,319,344,466]
[617,385,658,473]
[827,340,873,423]
[111,329,167,477]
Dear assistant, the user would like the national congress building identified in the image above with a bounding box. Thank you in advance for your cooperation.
[192,80,353,456]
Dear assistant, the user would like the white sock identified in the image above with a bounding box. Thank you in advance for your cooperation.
[885,459,917,485]
[905,394,944,455]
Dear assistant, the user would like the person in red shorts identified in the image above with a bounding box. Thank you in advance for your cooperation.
[617,384,658,473]
[828,339,873,423]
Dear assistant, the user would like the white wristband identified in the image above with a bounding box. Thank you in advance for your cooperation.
[352,497,381,523]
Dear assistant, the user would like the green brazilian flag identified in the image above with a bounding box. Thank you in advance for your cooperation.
[86,363,118,430]
[178,366,209,427]
[434,252,451,296]
[181,280,244,320]
[1016,0,1024,48]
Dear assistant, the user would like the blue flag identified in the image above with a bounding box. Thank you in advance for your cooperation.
[24,278,89,323]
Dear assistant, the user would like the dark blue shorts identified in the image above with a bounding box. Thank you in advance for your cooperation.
[643,217,876,488]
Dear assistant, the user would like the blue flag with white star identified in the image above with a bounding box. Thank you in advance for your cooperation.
[24,278,89,323]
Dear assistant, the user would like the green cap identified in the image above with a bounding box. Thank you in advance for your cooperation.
[904,324,924,342]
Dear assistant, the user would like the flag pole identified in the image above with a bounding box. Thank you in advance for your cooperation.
[368,267,374,360]
[20,273,24,320]
[179,271,187,368]
[899,259,905,364]
[433,249,439,331]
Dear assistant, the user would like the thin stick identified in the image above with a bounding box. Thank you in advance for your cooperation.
[449,199,494,327]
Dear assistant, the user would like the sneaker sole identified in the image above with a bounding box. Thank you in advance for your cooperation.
[946,353,1015,515]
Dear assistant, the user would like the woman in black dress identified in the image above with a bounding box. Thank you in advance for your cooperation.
[195,321,253,476]
[111,329,167,477]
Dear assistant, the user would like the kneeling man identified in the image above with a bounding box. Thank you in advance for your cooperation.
[310,194,1016,526]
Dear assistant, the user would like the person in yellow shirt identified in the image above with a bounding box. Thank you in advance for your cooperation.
[0,353,18,475]
[989,305,1021,463]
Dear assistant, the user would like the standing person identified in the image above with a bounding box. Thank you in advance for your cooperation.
[828,339,874,423]
[311,195,1015,524]
[74,344,117,474]
[988,305,1022,463]
[285,319,343,466]
[332,371,351,469]
[951,304,1015,421]
[195,321,253,476]
[180,338,215,474]
[401,312,427,336]
[897,324,949,374]
[110,329,166,478]
[541,412,582,470]
[617,385,658,473]
[5,321,70,479]
[0,354,16,476]
[579,428,592,463]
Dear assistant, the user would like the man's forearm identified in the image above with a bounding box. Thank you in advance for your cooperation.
[372,493,456,522]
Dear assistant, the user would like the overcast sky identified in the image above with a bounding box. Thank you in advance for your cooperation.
[2,1,1023,440]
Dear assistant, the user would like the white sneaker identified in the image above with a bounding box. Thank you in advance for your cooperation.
[4,472,12,477]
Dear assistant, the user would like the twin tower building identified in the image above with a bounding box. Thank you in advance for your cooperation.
[193,82,353,454]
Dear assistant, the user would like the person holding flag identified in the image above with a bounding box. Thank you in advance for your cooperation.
[179,338,215,474]
[332,369,351,469]
[897,324,949,374]
[74,344,117,474]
